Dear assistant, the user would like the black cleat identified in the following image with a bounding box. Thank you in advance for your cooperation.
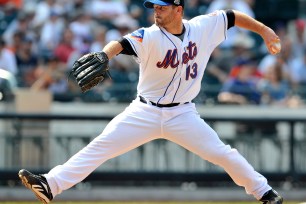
[260,189,283,204]
[18,169,53,204]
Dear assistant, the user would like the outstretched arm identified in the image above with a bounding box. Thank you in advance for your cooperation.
[70,40,128,93]
[233,10,281,55]
[102,40,124,59]
[70,40,123,92]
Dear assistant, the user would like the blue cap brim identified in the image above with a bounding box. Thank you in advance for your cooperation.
[143,0,171,8]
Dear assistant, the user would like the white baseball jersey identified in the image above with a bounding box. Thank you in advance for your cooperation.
[124,10,227,104]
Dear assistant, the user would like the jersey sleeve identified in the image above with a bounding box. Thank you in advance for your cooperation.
[194,10,228,49]
[123,28,148,62]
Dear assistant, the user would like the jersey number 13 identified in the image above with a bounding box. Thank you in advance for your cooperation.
[186,63,198,80]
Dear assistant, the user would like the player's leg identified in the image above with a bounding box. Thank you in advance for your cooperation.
[19,100,162,201]
[163,106,281,202]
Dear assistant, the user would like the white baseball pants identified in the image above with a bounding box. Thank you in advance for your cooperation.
[45,99,271,200]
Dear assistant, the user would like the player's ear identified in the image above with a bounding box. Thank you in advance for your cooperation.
[176,6,183,15]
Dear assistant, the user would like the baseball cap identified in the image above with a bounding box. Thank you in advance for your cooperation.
[143,0,184,8]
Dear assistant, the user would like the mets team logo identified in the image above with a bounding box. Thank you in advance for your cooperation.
[130,29,144,43]
[157,41,198,80]
[157,41,198,68]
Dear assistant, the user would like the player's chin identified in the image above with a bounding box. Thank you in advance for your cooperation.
[154,18,162,26]
[155,20,164,27]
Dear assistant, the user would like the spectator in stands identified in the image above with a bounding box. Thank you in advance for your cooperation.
[89,0,128,22]
[6,31,24,54]
[56,0,86,16]
[105,14,139,42]
[290,47,306,101]
[90,25,107,53]
[15,36,39,87]
[2,11,34,48]
[204,32,255,101]
[288,19,306,59]
[128,2,146,27]
[0,3,19,35]
[31,55,70,101]
[39,10,65,60]
[207,32,255,83]
[72,0,87,13]
[66,12,99,71]
[31,0,64,29]
[0,37,18,76]
[69,11,96,54]
[218,59,261,105]
[291,47,306,85]
[53,28,76,65]
[257,59,292,106]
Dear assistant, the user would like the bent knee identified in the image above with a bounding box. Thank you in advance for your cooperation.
[204,144,240,165]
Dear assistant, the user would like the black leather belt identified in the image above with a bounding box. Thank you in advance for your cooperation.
[139,96,188,108]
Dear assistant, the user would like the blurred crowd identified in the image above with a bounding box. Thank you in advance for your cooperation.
[0,0,305,107]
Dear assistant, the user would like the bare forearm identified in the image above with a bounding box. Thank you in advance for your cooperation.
[102,40,123,60]
[233,10,265,36]
[233,10,281,55]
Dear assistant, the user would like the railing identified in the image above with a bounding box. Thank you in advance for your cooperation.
[0,112,306,186]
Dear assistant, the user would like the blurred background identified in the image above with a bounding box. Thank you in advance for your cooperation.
[0,0,306,202]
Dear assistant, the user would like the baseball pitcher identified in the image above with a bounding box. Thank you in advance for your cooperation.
[19,0,283,204]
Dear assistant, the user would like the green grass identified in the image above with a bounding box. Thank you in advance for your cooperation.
[0,202,303,204]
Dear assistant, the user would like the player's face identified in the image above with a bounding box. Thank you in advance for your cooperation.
[153,5,176,27]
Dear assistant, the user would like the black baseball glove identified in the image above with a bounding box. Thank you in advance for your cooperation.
[71,51,110,92]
